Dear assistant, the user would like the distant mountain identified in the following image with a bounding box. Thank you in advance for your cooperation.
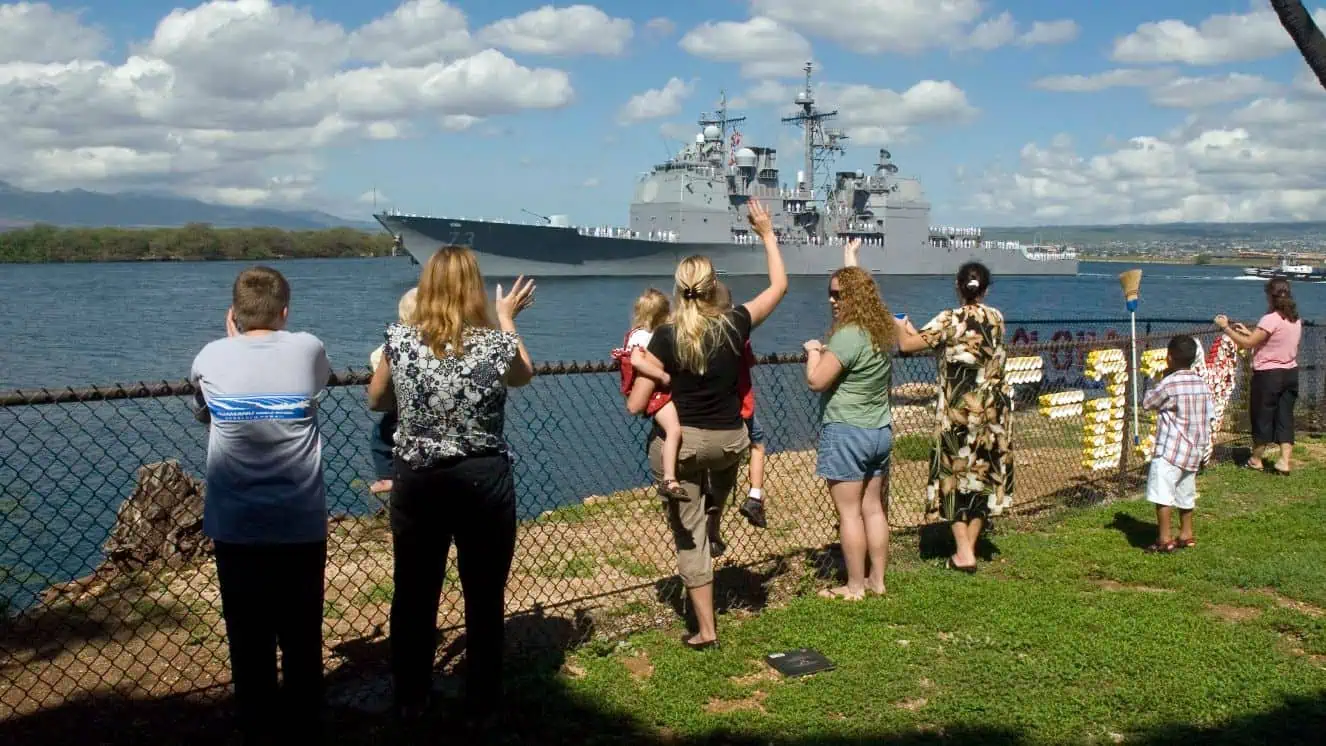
[0,181,377,231]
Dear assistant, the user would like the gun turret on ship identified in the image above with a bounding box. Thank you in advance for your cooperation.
[375,62,1077,277]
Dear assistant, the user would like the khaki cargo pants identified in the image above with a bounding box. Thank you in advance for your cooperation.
[647,426,750,588]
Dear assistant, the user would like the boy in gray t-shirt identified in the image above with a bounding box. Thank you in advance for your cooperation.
[190,266,330,741]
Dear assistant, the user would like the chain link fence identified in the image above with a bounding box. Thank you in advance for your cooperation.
[1,319,1322,722]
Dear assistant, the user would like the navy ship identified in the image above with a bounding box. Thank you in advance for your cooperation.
[376,63,1077,277]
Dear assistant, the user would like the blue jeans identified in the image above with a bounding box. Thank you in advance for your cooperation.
[370,411,398,480]
[815,422,893,482]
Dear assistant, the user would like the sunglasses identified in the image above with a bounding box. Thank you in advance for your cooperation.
[828,289,840,300]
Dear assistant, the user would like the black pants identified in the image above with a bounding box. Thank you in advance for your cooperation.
[1250,367,1298,444]
[214,540,327,742]
[389,453,517,711]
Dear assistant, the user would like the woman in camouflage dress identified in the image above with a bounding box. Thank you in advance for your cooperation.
[895,262,1013,572]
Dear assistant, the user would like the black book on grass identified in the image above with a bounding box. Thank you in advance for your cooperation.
[765,648,834,678]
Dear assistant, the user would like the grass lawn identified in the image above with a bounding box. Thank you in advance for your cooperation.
[6,444,1326,745]
[531,445,1326,745]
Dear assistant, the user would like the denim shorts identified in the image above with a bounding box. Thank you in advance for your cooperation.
[815,422,893,482]
[744,413,765,445]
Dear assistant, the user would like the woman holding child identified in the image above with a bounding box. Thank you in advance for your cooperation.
[895,262,1013,573]
[367,246,536,721]
[626,198,787,649]
[802,238,897,599]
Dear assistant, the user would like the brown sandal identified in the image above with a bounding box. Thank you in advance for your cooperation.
[1174,537,1196,549]
[658,479,691,502]
[1144,540,1177,554]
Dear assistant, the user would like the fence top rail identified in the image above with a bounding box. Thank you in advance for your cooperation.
[0,323,1253,407]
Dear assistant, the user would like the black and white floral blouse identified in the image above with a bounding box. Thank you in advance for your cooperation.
[384,322,519,467]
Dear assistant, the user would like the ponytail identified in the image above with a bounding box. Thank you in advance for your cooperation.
[673,256,735,374]
[1265,278,1299,322]
[956,261,991,305]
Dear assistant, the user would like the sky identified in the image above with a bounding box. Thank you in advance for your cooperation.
[3,0,1326,227]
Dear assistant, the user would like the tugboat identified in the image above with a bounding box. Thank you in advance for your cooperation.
[1241,255,1326,281]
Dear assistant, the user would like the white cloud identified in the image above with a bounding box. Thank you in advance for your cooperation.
[348,0,475,66]
[0,2,106,63]
[478,4,632,56]
[1148,73,1278,109]
[679,17,811,78]
[751,0,1075,54]
[0,1,574,206]
[822,80,978,145]
[733,79,796,109]
[966,89,1326,224]
[1034,68,1178,93]
[358,189,388,204]
[729,77,977,144]
[645,17,675,37]
[581,177,600,188]
[1113,6,1326,65]
[1033,67,1278,108]
[1018,19,1079,47]
[440,115,483,131]
[964,12,1016,51]
[618,77,694,125]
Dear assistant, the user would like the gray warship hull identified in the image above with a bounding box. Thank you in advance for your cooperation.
[377,214,1079,277]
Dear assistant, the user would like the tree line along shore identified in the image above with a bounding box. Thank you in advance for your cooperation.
[0,223,396,263]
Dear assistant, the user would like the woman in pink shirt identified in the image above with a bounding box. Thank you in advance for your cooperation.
[1214,278,1302,475]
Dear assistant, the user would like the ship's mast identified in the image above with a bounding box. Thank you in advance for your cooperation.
[699,91,746,166]
[781,61,847,199]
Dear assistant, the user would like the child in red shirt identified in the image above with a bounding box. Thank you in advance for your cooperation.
[716,283,768,529]
[611,289,686,500]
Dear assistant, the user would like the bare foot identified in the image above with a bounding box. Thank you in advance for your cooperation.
[684,633,719,650]
[866,583,886,596]
[818,586,865,601]
[370,479,393,494]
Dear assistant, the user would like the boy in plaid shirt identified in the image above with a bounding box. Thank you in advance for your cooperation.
[1142,335,1214,553]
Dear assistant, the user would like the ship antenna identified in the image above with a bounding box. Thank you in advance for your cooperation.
[699,90,746,168]
[520,208,551,224]
[781,60,847,201]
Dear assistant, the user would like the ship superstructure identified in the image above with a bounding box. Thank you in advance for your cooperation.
[376,62,1077,277]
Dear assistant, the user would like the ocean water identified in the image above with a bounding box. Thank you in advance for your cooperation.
[1,258,1321,389]
[0,258,1322,612]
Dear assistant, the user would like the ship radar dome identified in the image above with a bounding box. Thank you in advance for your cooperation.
[734,147,757,168]
[703,125,721,140]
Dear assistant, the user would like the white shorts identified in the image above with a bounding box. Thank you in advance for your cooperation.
[1146,458,1197,510]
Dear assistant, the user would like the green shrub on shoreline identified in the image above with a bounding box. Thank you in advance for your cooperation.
[0,223,395,263]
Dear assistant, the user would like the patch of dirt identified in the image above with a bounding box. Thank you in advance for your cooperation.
[1091,579,1174,593]
[1206,603,1263,623]
[703,690,768,714]
[561,662,586,679]
[621,652,653,681]
[1278,631,1326,668]
[1256,589,1326,618]
[895,697,928,712]
[729,662,781,687]
[918,678,934,689]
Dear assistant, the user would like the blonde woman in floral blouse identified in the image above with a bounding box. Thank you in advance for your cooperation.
[895,262,1013,573]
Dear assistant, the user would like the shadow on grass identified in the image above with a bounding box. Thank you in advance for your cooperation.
[1107,511,1157,550]
[3,661,1323,745]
